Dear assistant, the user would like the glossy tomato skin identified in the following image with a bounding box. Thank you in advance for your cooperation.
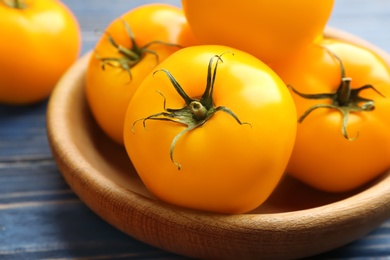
[181,0,334,64]
[124,45,297,214]
[0,0,81,105]
[275,39,390,193]
[85,4,198,145]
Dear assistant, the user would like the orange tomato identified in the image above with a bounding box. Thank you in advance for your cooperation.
[181,0,334,64]
[275,39,390,193]
[124,45,297,214]
[85,3,197,145]
[0,0,81,105]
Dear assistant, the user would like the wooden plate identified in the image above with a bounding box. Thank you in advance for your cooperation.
[46,27,390,259]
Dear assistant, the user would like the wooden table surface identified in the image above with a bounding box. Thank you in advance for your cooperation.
[1,0,390,259]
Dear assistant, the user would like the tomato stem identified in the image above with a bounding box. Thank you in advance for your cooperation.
[190,101,208,120]
[95,19,180,82]
[2,0,27,8]
[132,52,251,170]
[288,46,384,140]
[331,53,352,106]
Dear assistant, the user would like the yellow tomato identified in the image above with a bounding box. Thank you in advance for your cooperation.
[85,3,197,145]
[0,0,81,104]
[274,39,390,192]
[124,45,297,214]
[182,0,334,64]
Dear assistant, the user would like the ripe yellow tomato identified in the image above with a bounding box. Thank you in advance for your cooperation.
[275,39,390,193]
[85,4,197,145]
[0,0,81,105]
[181,0,334,64]
[124,45,297,214]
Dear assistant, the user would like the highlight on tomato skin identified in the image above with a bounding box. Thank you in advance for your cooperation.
[274,38,390,193]
[85,3,198,145]
[123,45,297,214]
[0,0,81,105]
[181,0,335,64]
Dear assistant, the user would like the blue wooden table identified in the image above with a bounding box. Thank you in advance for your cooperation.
[1,0,390,259]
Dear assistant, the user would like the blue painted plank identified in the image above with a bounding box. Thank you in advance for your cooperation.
[0,202,186,259]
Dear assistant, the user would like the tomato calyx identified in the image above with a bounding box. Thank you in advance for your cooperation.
[288,47,384,140]
[1,0,27,8]
[95,20,181,81]
[132,52,250,170]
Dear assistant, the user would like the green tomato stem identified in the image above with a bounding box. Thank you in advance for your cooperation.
[96,20,180,82]
[190,101,208,121]
[336,77,352,106]
[132,53,251,170]
[2,0,27,8]
[288,46,383,140]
